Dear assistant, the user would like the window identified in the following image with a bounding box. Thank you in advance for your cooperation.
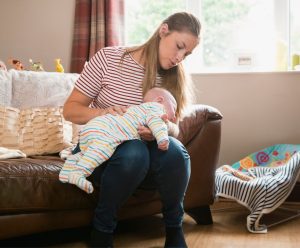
[124,0,300,73]
[290,0,300,70]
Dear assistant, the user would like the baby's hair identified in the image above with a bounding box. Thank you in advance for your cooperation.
[144,87,177,107]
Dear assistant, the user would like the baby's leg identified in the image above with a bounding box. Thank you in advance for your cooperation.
[73,143,116,193]
[59,151,95,193]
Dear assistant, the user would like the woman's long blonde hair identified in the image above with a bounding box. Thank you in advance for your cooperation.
[123,12,201,119]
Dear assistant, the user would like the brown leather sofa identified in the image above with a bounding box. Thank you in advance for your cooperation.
[0,104,222,240]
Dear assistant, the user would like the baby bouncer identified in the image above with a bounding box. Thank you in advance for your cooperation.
[215,144,300,233]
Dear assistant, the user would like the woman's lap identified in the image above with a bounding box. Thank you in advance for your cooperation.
[82,138,190,232]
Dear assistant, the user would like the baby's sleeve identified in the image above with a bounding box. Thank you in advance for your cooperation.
[146,116,169,144]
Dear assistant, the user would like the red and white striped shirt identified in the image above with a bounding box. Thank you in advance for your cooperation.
[75,46,161,109]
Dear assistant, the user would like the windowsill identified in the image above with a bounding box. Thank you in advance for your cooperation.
[190,70,300,76]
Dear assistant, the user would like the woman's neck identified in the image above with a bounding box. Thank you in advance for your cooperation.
[130,48,145,67]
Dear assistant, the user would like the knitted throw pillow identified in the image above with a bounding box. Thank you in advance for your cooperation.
[0,106,73,156]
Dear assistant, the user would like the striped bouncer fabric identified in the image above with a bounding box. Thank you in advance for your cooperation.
[215,144,300,233]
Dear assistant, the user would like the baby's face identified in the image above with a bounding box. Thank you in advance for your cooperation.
[163,97,177,123]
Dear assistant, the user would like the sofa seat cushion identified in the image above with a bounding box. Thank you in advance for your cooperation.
[0,156,161,215]
[0,156,96,214]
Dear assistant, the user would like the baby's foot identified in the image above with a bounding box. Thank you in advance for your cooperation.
[68,174,94,193]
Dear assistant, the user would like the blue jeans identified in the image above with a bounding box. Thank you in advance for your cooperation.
[75,137,191,233]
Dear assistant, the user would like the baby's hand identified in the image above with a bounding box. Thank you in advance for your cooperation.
[160,113,168,123]
[158,140,169,151]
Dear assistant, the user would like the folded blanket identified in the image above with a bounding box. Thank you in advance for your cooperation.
[215,144,300,233]
[0,147,26,160]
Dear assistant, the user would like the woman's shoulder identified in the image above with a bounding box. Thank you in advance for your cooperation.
[97,46,127,58]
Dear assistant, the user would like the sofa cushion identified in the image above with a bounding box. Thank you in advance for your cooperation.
[0,156,160,214]
[0,70,12,106]
[10,69,79,108]
[0,106,73,156]
[0,156,97,214]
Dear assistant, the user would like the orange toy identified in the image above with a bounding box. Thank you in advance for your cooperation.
[8,58,25,70]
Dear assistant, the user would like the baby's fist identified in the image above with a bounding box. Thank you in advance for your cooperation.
[158,140,169,151]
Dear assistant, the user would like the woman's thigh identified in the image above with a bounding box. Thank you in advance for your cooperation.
[92,139,150,187]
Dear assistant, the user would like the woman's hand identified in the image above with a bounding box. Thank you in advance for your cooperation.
[137,125,155,141]
[63,89,128,124]
[103,105,128,116]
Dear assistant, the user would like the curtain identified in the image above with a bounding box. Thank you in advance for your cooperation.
[71,0,124,73]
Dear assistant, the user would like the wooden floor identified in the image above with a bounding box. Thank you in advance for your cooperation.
[1,200,300,248]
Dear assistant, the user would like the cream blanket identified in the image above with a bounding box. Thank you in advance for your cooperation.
[0,147,26,160]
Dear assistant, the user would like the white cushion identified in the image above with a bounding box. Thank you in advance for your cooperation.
[0,70,12,106]
[10,69,79,108]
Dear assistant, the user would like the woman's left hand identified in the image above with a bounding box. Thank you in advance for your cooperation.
[138,125,155,141]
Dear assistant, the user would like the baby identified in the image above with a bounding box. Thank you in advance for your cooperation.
[59,87,177,193]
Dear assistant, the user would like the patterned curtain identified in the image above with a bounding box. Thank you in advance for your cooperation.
[71,0,124,73]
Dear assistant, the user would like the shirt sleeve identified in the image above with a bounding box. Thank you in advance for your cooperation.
[75,48,108,99]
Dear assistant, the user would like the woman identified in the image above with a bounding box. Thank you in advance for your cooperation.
[63,12,201,248]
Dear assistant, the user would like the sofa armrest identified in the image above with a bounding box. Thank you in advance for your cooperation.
[177,104,223,146]
[178,104,223,208]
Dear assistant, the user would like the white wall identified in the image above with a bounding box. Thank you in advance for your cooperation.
[192,72,300,165]
[0,0,75,72]
[1,0,299,166]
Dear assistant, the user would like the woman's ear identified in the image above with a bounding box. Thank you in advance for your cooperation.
[159,23,169,37]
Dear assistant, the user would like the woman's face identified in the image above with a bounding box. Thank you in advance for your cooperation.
[158,25,199,70]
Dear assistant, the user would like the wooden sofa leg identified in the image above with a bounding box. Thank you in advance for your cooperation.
[186,205,213,225]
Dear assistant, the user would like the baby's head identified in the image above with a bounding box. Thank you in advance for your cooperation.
[143,87,177,123]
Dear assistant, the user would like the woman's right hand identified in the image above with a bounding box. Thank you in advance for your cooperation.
[103,105,128,116]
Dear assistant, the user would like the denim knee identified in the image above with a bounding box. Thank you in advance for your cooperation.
[148,137,191,227]
[151,137,190,178]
